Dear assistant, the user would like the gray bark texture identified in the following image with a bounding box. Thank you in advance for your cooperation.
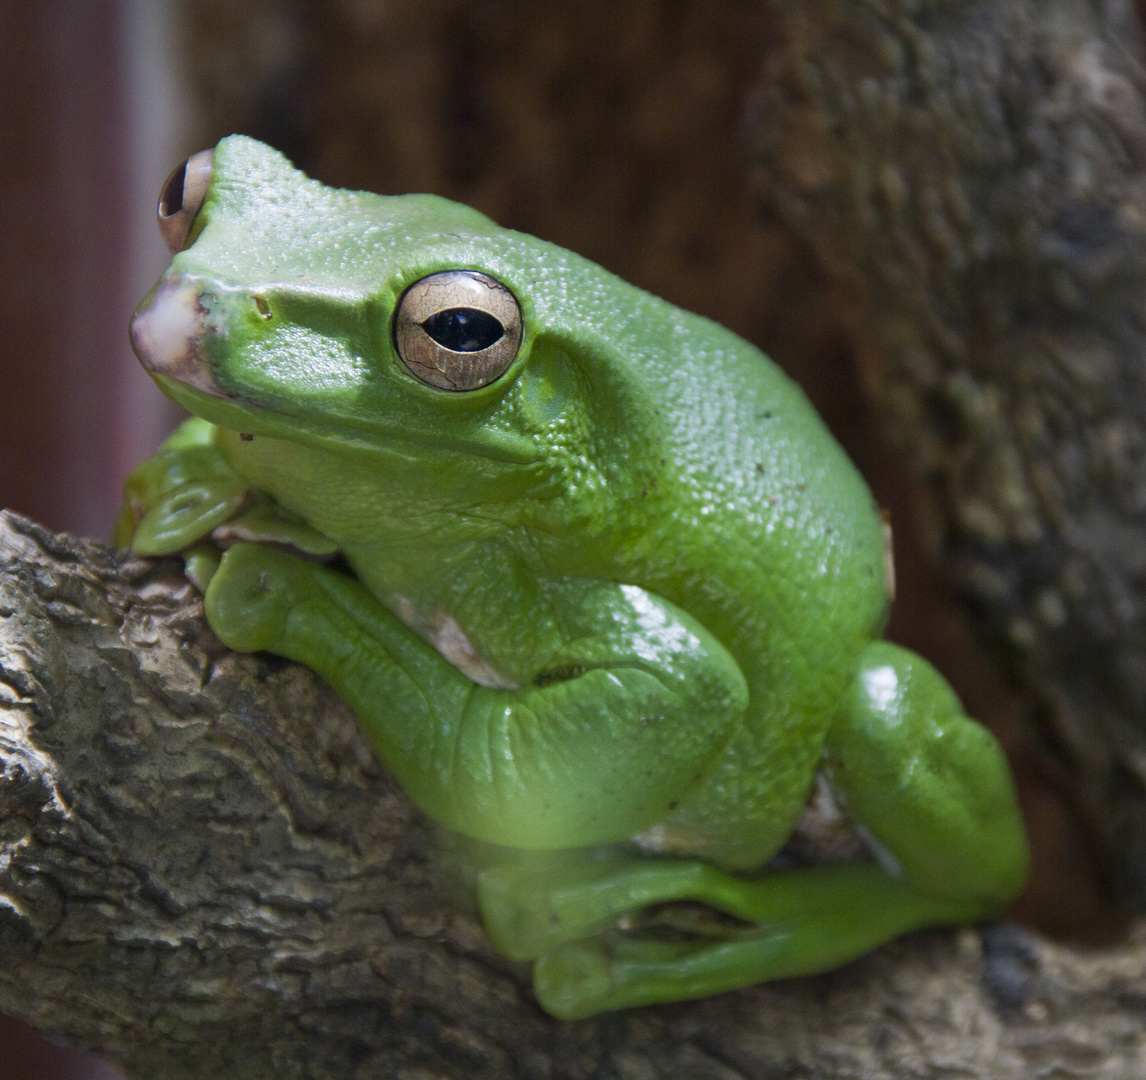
[745,0,1146,907]
[1,518,1146,1077]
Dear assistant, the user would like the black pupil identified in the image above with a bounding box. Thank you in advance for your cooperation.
[421,308,504,352]
[160,162,187,216]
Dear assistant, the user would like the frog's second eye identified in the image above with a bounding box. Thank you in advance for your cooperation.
[157,149,213,253]
[394,271,522,391]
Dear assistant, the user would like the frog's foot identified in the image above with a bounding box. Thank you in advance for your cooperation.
[117,417,251,593]
[117,418,245,555]
[204,542,323,653]
[478,854,760,961]
[524,863,986,1020]
[126,458,249,557]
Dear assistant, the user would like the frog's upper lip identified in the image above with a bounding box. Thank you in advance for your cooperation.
[129,276,228,398]
[153,373,541,466]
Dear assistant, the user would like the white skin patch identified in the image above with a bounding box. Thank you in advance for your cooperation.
[391,597,517,690]
[881,512,896,602]
[130,276,224,397]
[801,773,902,874]
[630,823,706,857]
[783,773,869,864]
[862,664,900,715]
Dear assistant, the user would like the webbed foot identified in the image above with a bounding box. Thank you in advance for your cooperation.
[482,857,988,1019]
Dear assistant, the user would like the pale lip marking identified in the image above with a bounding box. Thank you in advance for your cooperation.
[130,276,225,397]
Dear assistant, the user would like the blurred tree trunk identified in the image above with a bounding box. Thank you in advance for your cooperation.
[744,0,1146,909]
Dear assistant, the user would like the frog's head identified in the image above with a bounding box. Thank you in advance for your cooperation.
[132,137,539,455]
[130,136,652,547]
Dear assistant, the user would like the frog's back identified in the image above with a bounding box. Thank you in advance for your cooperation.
[509,253,890,671]
[652,313,890,866]
[518,259,891,868]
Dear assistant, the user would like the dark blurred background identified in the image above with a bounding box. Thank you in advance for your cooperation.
[0,2,1117,1076]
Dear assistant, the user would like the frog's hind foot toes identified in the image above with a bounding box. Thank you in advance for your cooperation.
[204,542,319,653]
[532,931,772,1020]
[476,862,605,961]
[532,938,614,1020]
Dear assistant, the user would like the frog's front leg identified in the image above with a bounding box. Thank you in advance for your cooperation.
[483,642,1029,1019]
[204,543,749,849]
[115,417,339,590]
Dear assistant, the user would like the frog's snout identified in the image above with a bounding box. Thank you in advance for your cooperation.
[130,275,227,398]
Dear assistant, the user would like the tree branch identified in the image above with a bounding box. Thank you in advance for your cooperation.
[0,510,1144,1077]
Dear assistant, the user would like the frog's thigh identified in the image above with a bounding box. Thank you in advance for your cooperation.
[824,640,1029,907]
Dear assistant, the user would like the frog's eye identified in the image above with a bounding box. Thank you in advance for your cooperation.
[394,271,522,391]
[157,149,213,253]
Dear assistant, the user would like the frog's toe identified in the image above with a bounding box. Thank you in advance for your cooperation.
[477,853,653,960]
[183,543,222,593]
[477,868,569,961]
[204,543,314,653]
[132,477,248,555]
[533,938,613,1021]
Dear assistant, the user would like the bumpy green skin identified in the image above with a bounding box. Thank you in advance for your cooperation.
[120,136,1028,1019]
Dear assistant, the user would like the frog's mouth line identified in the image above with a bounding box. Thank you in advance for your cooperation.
[131,276,541,467]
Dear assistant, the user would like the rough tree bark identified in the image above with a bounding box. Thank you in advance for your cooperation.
[746,0,1146,907]
[1,511,1145,1077]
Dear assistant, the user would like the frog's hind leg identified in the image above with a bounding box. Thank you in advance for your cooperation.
[482,641,1028,1019]
[478,850,772,962]
[531,863,984,1019]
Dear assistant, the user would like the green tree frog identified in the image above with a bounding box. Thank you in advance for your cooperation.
[117,135,1028,1020]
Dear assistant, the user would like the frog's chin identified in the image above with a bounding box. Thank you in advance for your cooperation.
[147,374,315,443]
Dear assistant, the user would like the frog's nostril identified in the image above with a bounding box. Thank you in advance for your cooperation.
[253,296,273,319]
[158,148,214,253]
